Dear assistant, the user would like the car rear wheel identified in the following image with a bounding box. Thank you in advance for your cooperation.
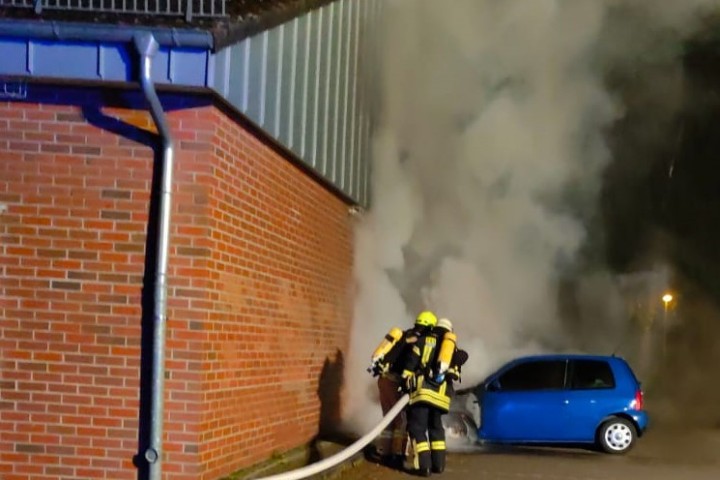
[597,417,636,454]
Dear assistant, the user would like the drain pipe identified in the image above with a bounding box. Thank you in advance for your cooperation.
[133,32,175,480]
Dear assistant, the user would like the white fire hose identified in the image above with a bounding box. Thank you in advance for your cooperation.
[253,394,410,480]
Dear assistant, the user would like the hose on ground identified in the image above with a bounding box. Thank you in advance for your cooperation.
[254,393,410,480]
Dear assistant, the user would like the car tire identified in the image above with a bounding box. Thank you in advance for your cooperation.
[597,417,636,454]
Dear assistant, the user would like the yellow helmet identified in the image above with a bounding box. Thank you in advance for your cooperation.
[415,310,438,328]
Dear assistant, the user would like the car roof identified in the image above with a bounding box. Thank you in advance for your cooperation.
[509,353,626,363]
[462,354,637,392]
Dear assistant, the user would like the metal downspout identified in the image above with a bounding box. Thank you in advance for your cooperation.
[133,32,175,480]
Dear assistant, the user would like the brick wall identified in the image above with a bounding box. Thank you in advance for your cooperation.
[199,109,354,480]
[0,85,355,480]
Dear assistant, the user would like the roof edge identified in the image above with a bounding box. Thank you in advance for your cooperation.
[0,19,214,49]
[208,90,357,207]
[212,0,336,51]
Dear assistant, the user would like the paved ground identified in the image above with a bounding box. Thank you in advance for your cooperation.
[335,426,720,480]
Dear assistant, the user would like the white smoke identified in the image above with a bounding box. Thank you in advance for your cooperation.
[342,0,717,433]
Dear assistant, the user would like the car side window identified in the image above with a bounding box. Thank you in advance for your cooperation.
[570,360,616,389]
[496,360,567,391]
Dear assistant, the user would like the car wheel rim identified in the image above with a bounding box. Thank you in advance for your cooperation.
[604,423,632,451]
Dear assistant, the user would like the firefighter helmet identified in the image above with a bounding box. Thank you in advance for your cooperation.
[415,310,437,327]
[437,318,453,331]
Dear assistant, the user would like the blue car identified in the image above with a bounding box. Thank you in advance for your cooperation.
[443,354,648,454]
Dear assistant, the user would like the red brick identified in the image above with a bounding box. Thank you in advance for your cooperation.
[1,92,353,480]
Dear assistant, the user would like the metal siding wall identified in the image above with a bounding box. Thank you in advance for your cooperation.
[278,23,293,143]
[212,0,380,206]
[358,0,373,207]
[289,15,307,156]
[338,0,352,193]
[333,0,346,189]
[226,41,248,110]
[315,6,330,173]
[323,2,336,182]
[246,33,266,125]
[363,0,383,207]
[264,27,281,134]
[349,0,362,202]
[296,13,313,161]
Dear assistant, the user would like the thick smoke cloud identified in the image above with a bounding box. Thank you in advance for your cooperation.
[342,0,718,433]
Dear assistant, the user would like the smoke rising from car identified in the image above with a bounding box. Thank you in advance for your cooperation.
[342,0,718,434]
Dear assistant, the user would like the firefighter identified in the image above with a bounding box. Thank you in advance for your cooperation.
[401,317,466,476]
[368,310,438,468]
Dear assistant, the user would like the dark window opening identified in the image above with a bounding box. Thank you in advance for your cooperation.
[497,360,567,391]
[570,360,615,389]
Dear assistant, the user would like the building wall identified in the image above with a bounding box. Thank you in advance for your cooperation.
[0,0,383,209]
[0,85,355,480]
[199,106,353,480]
[212,0,384,206]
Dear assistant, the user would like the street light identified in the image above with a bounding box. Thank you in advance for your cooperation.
[661,293,673,360]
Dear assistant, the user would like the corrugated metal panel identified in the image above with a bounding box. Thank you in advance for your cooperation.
[0,37,211,86]
[361,0,383,207]
[212,0,381,206]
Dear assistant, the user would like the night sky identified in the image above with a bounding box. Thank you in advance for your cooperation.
[598,20,720,425]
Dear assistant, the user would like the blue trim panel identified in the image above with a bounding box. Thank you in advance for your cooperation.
[0,39,29,76]
[0,37,211,87]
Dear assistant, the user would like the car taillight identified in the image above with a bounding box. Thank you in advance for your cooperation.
[632,389,644,411]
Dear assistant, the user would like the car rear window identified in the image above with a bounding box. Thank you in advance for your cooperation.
[570,360,615,389]
[498,360,566,391]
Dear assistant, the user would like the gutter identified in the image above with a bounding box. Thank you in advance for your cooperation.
[0,19,214,49]
[133,32,175,480]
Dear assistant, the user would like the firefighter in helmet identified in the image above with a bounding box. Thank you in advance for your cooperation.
[401,317,467,476]
[368,310,438,468]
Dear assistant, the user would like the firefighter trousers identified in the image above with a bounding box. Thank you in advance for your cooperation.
[407,403,446,474]
[377,376,407,457]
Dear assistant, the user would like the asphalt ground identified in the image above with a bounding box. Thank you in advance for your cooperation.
[335,426,720,480]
